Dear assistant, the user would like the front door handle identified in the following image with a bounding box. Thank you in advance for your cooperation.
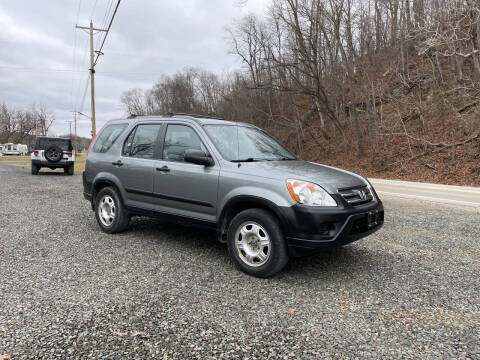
[112,160,123,167]
[156,166,170,173]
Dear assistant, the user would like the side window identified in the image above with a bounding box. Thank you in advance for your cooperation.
[92,124,127,153]
[163,125,207,162]
[126,124,161,159]
[122,128,136,156]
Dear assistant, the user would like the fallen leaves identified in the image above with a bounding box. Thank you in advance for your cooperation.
[131,331,151,339]
[110,329,128,337]
[289,308,296,315]
[0,327,7,332]
[0,355,11,360]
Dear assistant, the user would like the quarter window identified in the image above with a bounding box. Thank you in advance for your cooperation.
[122,127,136,156]
[163,125,207,162]
[124,124,161,159]
[92,124,127,153]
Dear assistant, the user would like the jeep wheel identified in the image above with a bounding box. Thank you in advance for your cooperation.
[31,164,39,175]
[64,165,74,175]
[227,208,289,278]
[94,187,129,233]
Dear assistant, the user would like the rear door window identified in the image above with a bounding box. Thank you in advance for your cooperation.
[123,124,162,159]
[92,124,128,153]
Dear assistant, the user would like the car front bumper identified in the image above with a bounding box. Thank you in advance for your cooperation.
[279,199,384,257]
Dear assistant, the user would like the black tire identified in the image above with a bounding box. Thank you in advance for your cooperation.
[31,163,39,175]
[94,186,129,234]
[44,145,63,163]
[227,208,289,278]
[64,165,74,175]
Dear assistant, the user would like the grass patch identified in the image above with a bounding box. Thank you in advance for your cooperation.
[0,154,86,174]
[0,155,30,161]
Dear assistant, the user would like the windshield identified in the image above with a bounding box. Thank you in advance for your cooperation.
[204,125,296,161]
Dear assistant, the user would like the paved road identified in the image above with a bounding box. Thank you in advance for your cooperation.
[370,178,480,209]
[0,163,479,359]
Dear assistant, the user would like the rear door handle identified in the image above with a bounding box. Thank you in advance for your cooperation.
[112,160,123,167]
[156,166,170,173]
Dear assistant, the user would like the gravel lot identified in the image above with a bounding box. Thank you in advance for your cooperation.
[0,163,479,359]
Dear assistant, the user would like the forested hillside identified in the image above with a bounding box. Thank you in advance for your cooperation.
[121,0,480,186]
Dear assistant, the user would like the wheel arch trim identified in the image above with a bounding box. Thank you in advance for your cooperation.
[218,195,290,240]
[91,172,126,207]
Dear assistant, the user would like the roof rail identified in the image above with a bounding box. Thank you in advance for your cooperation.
[165,112,224,120]
[127,114,142,119]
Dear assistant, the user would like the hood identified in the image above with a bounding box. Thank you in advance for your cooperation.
[234,160,367,193]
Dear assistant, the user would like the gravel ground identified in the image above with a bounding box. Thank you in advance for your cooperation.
[0,163,479,359]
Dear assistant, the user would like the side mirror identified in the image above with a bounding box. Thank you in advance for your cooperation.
[184,149,214,166]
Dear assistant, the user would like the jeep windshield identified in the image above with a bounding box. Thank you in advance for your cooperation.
[204,125,296,162]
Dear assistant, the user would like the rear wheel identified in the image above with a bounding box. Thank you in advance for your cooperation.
[31,163,39,175]
[64,165,74,175]
[94,187,129,233]
[227,208,289,278]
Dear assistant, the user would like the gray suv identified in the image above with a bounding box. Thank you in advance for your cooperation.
[83,113,383,277]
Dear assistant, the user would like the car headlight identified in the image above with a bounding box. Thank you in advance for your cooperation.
[286,179,337,206]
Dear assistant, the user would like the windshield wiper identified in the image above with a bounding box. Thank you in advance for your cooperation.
[265,157,296,161]
[230,158,262,163]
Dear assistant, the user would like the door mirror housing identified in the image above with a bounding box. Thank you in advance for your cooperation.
[184,149,214,166]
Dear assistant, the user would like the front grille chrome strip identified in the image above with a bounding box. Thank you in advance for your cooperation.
[338,186,373,205]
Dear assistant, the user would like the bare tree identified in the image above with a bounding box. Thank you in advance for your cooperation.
[0,102,54,143]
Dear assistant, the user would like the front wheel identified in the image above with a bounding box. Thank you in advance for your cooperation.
[227,208,289,278]
[94,187,129,233]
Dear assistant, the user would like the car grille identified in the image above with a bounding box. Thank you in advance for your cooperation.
[338,185,373,206]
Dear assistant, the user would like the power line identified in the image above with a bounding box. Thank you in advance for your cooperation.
[102,0,115,28]
[71,0,83,111]
[0,66,88,72]
[93,0,121,66]
[78,74,91,114]
[75,0,121,138]
[74,33,91,112]
[90,0,99,19]
[95,0,114,50]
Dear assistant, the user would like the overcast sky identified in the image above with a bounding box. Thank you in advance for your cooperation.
[0,0,270,137]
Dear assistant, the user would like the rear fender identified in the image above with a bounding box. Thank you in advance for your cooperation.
[91,172,127,207]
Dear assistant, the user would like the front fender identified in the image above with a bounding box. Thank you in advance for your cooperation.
[217,183,296,237]
[219,185,292,213]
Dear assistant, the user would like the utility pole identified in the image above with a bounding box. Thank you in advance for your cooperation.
[74,111,77,155]
[75,21,107,138]
[71,110,90,155]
